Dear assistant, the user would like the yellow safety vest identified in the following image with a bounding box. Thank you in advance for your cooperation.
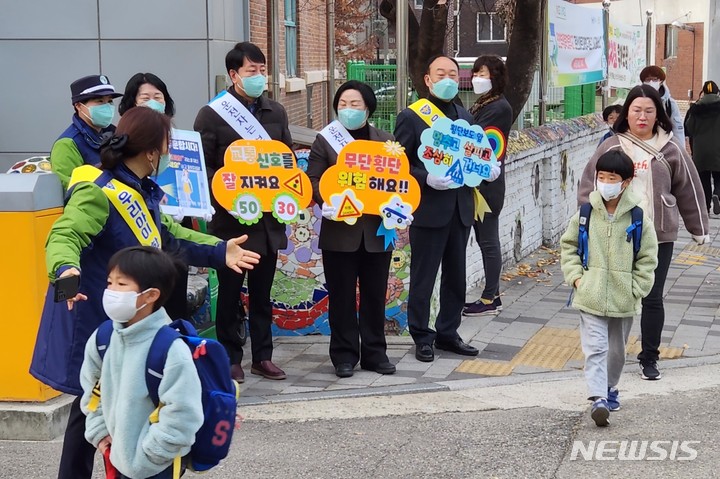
[68,165,162,248]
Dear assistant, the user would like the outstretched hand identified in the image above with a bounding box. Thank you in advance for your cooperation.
[225,235,261,273]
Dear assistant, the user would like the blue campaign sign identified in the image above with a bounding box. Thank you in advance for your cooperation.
[157,129,213,218]
[417,117,499,189]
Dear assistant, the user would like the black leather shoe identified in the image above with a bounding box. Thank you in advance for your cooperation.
[335,363,354,378]
[415,343,434,362]
[361,361,396,375]
[435,338,479,356]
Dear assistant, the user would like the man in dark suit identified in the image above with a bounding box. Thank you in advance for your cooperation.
[194,42,292,382]
[394,55,479,362]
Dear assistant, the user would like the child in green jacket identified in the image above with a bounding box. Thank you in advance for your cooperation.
[561,150,658,427]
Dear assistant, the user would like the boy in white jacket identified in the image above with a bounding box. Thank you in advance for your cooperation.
[80,247,203,479]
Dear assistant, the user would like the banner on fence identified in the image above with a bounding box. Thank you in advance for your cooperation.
[608,19,646,89]
[547,0,606,87]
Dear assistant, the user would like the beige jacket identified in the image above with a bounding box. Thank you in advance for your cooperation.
[578,130,708,243]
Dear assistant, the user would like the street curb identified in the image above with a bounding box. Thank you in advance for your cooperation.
[0,394,74,441]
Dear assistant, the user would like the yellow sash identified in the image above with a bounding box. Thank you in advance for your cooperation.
[409,100,491,221]
[409,98,446,128]
[68,165,162,248]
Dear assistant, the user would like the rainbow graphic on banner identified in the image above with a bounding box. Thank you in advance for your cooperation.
[484,127,506,160]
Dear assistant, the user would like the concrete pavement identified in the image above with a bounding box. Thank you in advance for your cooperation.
[235,216,720,405]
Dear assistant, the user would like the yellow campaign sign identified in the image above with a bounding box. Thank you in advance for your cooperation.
[212,140,313,225]
[319,140,420,227]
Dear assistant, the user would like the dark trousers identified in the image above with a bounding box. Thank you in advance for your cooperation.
[322,247,392,367]
[58,396,95,479]
[164,260,189,320]
[117,467,173,479]
[216,251,277,364]
[408,210,471,345]
[698,170,720,211]
[638,242,674,363]
[473,211,502,300]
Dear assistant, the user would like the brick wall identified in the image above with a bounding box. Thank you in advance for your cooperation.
[465,116,607,290]
[655,23,705,101]
[249,0,330,132]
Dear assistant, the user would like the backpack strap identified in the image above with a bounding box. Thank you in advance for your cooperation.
[577,203,592,270]
[626,206,644,261]
[88,320,116,412]
[145,325,182,407]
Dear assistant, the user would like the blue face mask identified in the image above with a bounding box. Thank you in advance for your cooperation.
[158,153,171,175]
[85,103,115,128]
[338,108,368,131]
[142,99,166,114]
[430,78,459,101]
[241,74,267,98]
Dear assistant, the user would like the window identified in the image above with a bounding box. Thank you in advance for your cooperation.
[476,12,506,42]
[664,24,678,58]
[285,0,297,77]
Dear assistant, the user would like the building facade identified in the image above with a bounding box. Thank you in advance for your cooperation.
[0,0,330,170]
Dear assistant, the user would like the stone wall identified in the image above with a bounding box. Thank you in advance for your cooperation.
[466,114,607,290]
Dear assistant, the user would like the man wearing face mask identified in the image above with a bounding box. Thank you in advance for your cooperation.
[639,66,685,146]
[394,55,478,362]
[194,42,292,383]
[51,75,122,190]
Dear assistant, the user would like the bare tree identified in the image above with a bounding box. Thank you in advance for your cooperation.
[379,0,545,121]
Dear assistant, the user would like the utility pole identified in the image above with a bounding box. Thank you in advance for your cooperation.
[327,0,336,121]
[645,10,653,67]
[601,0,611,109]
[270,0,281,101]
[396,0,408,112]
[708,0,720,83]
[539,0,547,126]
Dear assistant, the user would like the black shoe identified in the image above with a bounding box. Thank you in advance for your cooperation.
[713,195,720,215]
[435,338,479,356]
[361,361,396,375]
[640,361,661,380]
[415,343,434,362]
[335,363,354,378]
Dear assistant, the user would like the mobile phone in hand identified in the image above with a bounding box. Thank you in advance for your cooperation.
[54,275,80,303]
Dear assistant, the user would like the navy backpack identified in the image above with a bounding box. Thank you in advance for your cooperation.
[95,319,238,472]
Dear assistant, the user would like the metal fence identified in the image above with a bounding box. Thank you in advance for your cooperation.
[346,61,598,133]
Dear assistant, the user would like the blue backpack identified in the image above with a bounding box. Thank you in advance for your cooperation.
[95,319,238,472]
[577,202,643,270]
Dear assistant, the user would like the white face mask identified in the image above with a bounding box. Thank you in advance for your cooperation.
[645,80,661,91]
[472,77,493,95]
[596,180,624,201]
[102,289,150,323]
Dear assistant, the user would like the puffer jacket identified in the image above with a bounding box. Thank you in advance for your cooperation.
[684,93,720,172]
[30,164,226,395]
[561,188,658,317]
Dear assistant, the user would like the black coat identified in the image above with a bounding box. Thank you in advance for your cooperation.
[393,95,475,228]
[194,88,293,255]
[684,94,720,172]
[470,95,513,214]
[307,125,395,253]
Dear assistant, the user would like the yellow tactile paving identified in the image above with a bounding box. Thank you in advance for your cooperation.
[456,360,514,376]
[454,327,685,377]
[684,244,720,257]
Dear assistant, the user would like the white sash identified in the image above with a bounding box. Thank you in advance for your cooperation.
[319,120,355,154]
[208,90,271,140]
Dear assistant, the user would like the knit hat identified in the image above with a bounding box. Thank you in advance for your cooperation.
[702,81,719,95]
[639,66,666,83]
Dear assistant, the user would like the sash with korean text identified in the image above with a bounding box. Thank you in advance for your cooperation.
[68,165,162,248]
[319,120,355,154]
[208,90,271,140]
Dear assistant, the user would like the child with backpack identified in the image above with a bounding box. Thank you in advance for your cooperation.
[80,246,237,478]
[560,150,658,427]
